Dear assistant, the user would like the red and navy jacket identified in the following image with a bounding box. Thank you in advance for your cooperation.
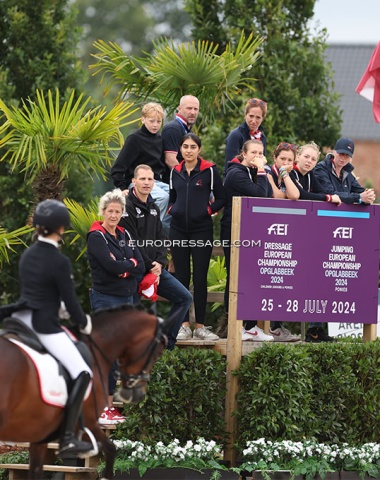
[86,221,144,297]
[225,122,267,172]
[221,159,272,228]
[289,164,332,202]
[169,158,226,233]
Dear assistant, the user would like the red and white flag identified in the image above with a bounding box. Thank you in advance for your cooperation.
[356,41,380,123]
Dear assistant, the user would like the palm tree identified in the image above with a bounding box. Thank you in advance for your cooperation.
[90,31,263,123]
[0,89,139,204]
[64,197,100,260]
[0,226,33,268]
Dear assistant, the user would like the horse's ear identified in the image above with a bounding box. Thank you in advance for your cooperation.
[160,311,181,336]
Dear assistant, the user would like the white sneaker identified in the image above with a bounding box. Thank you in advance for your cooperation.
[242,326,274,342]
[269,326,301,342]
[193,326,219,341]
[176,325,192,340]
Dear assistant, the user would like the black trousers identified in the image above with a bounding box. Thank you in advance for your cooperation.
[170,228,213,325]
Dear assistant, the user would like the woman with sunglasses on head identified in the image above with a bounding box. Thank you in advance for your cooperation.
[224,98,268,175]
[267,142,302,199]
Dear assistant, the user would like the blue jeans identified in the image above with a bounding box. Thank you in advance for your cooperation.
[90,288,134,394]
[157,269,193,350]
[90,289,134,313]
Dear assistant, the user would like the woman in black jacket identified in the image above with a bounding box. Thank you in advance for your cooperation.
[288,142,342,205]
[169,133,226,341]
[87,188,144,424]
[220,139,276,342]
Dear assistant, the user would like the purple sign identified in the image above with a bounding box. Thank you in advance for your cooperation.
[236,198,380,324]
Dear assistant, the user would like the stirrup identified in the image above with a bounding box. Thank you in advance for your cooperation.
[58,441,92,457]
[77,427,99,459]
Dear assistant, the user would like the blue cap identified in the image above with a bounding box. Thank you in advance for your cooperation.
[334,138,354,157]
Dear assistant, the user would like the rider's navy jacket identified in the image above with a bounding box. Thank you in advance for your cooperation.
[18,239,87,334]
[86,222,144,297]
[314,153,364,204]
[169,157,226,233]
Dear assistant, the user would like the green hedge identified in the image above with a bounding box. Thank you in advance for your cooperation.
[115,348,228,444]
[235,339,380,448]
[114,340,380,449]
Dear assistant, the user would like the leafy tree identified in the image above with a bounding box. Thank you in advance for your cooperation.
[184,0,342,153]
[0,0,86,227]
[0,0,85,102]
[74,0,192,102]
[0,0,90,300]
[90,32,263,124]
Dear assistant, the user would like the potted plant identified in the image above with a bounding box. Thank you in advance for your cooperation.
[237,439,380,480]
[99,438,236,480]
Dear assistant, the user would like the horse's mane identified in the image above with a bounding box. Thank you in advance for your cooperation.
[88,303,156,337]
[92,303,152,318]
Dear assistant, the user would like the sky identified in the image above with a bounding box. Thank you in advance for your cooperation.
[311,0,379,45]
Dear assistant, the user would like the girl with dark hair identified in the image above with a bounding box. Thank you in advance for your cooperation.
[169,133,226,341]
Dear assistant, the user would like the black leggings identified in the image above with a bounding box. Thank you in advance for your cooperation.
[170,228,213,325]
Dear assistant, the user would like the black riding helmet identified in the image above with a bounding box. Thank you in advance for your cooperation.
[33,199,71,234]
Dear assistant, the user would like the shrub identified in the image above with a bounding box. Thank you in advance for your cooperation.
[234,340,380,449]
[115,348,228,445]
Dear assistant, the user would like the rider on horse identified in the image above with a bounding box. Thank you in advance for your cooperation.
[13,199,94,457]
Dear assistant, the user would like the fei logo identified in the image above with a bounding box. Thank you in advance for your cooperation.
[267,224,288,235]
[333,227,353,239]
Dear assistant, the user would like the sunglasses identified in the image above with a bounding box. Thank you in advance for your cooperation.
[276,142,298,151]
[249,98,267,108]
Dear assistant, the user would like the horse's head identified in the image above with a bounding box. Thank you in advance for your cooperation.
[93,305,177,405]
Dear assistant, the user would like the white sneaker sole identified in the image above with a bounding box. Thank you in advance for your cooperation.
[242,334,274,342]
[98,418,125,425]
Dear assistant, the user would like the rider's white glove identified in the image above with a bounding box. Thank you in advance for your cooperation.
[80,314,92,335]
[58,301,71,320]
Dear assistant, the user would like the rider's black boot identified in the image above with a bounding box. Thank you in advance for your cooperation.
[59,371,92,457]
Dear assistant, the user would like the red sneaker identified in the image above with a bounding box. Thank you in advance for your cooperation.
[108,406,125,421]
[98,407,125,425]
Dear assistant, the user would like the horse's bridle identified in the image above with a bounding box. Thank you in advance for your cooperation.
[89,317,167,391]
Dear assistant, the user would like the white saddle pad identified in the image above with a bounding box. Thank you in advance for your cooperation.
[10,339,68,408]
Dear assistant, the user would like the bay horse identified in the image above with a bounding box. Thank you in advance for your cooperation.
[0,304,175,479]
